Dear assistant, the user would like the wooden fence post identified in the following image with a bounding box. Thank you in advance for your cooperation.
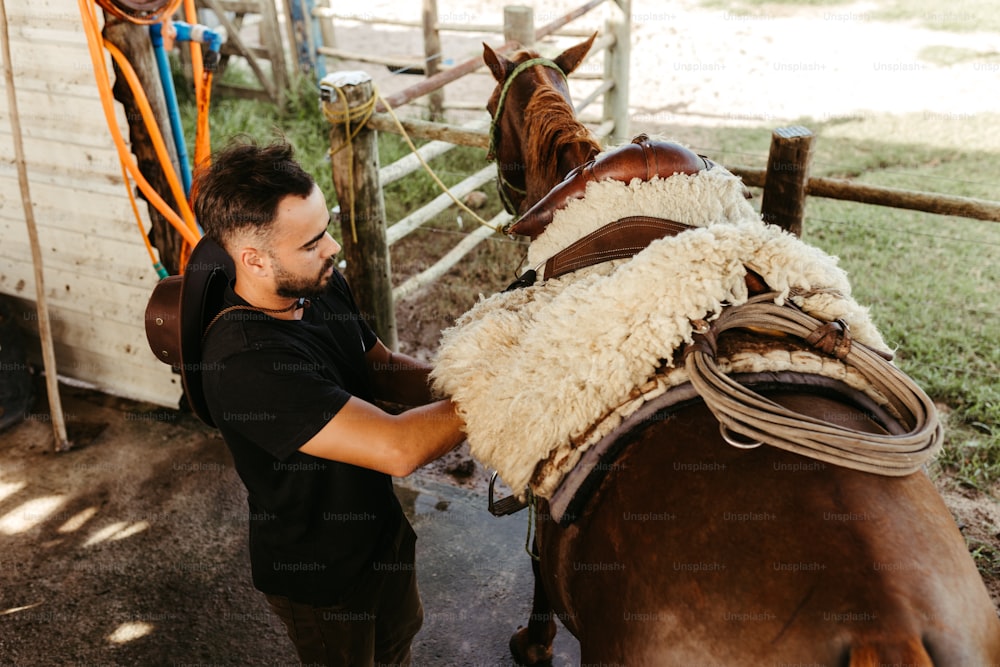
[504,5,534,47]
[422,0,444,120]
[760,126,814,237]
[604,0,631,145]
[322,72,398,349]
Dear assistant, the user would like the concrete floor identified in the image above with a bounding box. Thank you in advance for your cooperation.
[398,472,581,666]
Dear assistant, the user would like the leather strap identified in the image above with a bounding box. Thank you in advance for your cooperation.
[544,215,693,280]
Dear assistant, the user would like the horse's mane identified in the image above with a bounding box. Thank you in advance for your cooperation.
[523,87,600,188]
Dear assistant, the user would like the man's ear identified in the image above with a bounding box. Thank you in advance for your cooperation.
[238,245,270,277]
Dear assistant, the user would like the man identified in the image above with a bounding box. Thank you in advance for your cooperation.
[193,137,466,666]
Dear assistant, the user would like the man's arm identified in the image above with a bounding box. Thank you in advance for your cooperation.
[298,396,465,477]
[365,339,437,406]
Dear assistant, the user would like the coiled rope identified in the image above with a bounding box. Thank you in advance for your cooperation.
[684,293,943,476]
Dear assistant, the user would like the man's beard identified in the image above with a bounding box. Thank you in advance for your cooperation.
[273,257,335,299]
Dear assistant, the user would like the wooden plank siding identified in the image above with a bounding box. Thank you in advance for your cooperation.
[0,0,182,408]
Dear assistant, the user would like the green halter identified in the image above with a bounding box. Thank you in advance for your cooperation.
[487,57,568,215]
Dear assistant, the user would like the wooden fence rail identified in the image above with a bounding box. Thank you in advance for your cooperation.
[363,116,1000,225]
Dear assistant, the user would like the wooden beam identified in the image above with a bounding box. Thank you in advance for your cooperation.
[367,113,490,149]
[727,165,1000,224]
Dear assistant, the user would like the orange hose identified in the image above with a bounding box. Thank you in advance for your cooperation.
[182,0,205,99]
[194,70,213,169]
[78,0,200,255]
[104,39,198,235]
[96,0,182,25]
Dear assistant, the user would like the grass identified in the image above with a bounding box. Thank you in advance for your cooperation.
[177,56,999,488]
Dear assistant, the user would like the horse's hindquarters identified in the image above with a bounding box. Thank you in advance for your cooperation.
[535,397,1000,666]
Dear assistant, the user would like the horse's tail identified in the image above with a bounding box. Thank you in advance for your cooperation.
[848,636,933,667]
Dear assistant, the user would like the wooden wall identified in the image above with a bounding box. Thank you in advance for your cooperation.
[0,0,181,407]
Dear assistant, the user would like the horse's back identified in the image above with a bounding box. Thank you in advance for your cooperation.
[538,395,1000,666]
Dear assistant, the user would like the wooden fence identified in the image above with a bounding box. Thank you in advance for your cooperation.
[315,1,1000,351]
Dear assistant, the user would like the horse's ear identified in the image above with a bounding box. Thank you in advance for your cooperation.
[483,43,512,83]
[553,32,597,76]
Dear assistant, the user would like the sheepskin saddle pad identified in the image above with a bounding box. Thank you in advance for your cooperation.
[431,139,893,502]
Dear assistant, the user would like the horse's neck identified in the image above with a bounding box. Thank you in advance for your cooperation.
[524,134,600,211]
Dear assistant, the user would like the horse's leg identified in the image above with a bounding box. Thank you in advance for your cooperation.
[509,536,557,666]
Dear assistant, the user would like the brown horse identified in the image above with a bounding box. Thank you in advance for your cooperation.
[485,34,602,216]
[482,38,1000,666]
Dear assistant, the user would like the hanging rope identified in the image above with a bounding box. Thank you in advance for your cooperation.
[321,85,376,243]
[684,293,943,476]
[376,90,504,234]
[321,80,505,239]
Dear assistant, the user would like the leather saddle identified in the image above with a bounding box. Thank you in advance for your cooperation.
[506,134,716,240]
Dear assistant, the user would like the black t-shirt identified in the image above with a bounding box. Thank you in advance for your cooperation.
[201,271,405,606]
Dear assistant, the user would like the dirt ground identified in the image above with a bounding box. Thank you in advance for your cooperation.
[2,0,1000,664]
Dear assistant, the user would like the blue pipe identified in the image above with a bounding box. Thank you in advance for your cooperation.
[171,21,225,71]
[149,21,193,197]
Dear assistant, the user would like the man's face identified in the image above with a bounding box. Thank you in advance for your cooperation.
[266,184,341,299]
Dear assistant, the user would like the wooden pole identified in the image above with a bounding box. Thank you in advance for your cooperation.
[316,0,337,70]
[103,15,186,275]
[286,0,323,77]
[603,0,631,145]
[422,0,444,120]
[0,0,71,451]
[323,73,398,349]
[504,5,534,48]
[760,126,814,237]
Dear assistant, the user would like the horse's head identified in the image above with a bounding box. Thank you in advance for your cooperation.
[484,35,602,215]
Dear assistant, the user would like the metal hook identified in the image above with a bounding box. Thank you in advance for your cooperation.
[719,424,763,449]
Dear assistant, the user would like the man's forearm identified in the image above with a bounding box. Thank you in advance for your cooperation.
[372,351,435,405]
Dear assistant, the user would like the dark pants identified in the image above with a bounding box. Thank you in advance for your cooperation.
[265,521,423,667]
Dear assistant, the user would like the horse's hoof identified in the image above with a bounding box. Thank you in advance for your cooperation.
[509,627,554,666]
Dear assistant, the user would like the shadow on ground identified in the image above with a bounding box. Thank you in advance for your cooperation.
[0,384,577,666]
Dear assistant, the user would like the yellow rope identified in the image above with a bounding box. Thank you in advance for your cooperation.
[376,91,503,233]
[321,81,504,237]
[322,87,375,243]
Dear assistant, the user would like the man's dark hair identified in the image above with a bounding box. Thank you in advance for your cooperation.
[193,136,316,251]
